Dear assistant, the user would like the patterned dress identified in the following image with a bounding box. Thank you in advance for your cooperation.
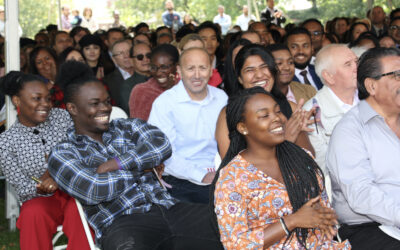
[214,154,351,250]
[0,108,73,203]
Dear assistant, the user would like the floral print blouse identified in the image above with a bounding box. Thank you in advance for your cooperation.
[214,154,351,250]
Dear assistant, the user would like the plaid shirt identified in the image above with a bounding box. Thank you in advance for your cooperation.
[48,118,176,241]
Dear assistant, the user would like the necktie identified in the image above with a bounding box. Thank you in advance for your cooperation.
[300,70,311,85]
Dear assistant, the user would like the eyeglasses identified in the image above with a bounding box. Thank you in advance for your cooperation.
[389,25,400,31]
[376,70,400,81]
[132,53,151,61]
[150,63,173,72]
[112,50,130,57]
[310,31,323,36]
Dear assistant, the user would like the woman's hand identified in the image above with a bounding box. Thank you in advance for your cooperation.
[37,176,58,194]
[285,196,338,239]
[96,66,104,79]
[284,109,305,142]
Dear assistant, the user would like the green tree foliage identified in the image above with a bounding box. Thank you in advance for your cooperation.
[288,0,400,25]
[18,0,58,38]
[0,0,398,38]
[0,0,73,38]
[114,0,250,28]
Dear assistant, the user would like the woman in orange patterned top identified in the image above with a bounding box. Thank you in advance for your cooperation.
[211,87,350,249]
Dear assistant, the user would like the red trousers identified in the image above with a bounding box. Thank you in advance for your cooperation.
[16,190,92,250]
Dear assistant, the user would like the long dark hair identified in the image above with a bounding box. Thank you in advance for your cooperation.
[29,46,58,77]
[223,38,251,96]
[234,44,292,119]
[209,87,323,248]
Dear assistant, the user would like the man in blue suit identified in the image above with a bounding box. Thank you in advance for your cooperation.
[285,27,323,90]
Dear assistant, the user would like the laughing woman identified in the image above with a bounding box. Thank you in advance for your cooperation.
[215,44,314,159]
[211,87,350,249]
[0,71,91,250]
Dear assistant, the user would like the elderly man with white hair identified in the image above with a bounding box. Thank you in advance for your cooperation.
[303,44,359,177]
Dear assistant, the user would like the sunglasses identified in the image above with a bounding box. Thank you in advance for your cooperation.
[132,53,151,61]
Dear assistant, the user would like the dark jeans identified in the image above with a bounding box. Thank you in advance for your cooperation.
[339,222,400,250]
[163,175,210,204]
[101,203,222,250]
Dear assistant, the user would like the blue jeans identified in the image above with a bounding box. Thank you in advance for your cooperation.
[163,175,210,204]
[101,203,222,250]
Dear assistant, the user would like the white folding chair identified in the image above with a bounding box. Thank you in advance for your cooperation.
[53,225,67,250]
[74,198,100,250]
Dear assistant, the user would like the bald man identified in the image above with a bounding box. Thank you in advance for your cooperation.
[148,48,228,204]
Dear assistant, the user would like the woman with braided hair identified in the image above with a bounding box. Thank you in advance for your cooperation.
[211,87,350,249]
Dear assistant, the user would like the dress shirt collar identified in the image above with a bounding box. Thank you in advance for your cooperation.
[286,85,297,103]
[175,80,213,104]
[326,86,359,113]
[117,66,132,80]
[359,100,381,124]
[67,122,117,146]
[14,110,54,133]
[294,65,316,88]
[317,86,358,117]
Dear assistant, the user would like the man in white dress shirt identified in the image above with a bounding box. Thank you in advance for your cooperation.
[236,5,256,31]
[213,5,231,36]
[148,47,227,204]
[327,47,400,249]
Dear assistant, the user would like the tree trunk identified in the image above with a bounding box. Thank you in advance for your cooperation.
[387,0,393,10]
[311,0,317,9]
[367,0,374,10]
[252,0,260,21]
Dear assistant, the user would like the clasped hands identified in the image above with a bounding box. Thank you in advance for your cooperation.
[286,196,338,240]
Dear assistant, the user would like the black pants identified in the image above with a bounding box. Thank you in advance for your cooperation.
[339,222,400,250]
[164,175,210,204]
[101,203,222,250]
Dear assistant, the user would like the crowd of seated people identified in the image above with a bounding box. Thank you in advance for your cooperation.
[0,4,400,249]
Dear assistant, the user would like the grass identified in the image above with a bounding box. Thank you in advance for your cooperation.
[0,198,19,250]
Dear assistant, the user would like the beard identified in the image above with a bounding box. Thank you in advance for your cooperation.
[294,57,311,70]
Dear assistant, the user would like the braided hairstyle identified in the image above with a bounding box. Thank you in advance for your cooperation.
[209,87,323,249]
[0,71,44,97]
[56,60,99,103]
[234,44,293,119]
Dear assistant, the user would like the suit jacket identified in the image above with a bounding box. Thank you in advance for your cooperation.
[119,72,149,114]
[260,7,286,26]
[289,81,317,103]
[371,24,388,38]
[293,64,324,90]
[103,69,124,107]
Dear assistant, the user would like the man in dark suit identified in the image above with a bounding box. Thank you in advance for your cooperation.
[103,39,134,109]
[370,6,388,38]
[260,0,286,27]
[285,27,323,90]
